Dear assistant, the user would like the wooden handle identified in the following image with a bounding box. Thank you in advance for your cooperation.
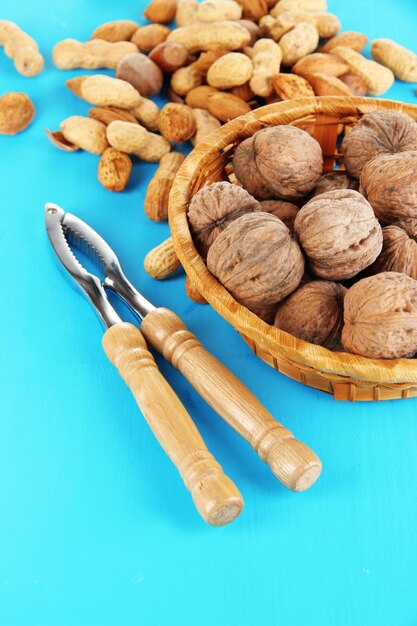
[103,323,243,526]
[141,308,322,492]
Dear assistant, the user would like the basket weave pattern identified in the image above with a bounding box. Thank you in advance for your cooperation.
[169,97,417,401]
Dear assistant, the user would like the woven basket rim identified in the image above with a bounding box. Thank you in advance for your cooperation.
[169,96,417,385]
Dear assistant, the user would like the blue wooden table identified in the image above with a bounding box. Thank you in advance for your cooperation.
[1,1,417,624]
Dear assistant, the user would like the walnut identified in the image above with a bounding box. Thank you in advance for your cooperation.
[250,302,279,325]
[207,212,305,313]
[311,172,358,197]
[342,272,417,359]
[360,151,417,224]
[341,110,417,178]
[233,126,323,200]
[368,221,417,279]
[294,190,383,280]
[274,280,347,350]
[187,181,260,257]
[259,199,299,232]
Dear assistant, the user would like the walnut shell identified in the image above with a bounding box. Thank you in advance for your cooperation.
[233,126,323,200]
[274,280,347,350]
[368,221,417,279]
[311,172,358,198]
[294,190,383,280]
[259,200,299,232]
[342,272,417,359]
[250,302,279,325]
[360,151,417,223]
[188,182,261,257]
[207,212,305,312]
[341,110,417,178]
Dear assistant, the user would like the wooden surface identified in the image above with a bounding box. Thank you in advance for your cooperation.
[141,307,322,490]
[103,323,243,525]
[169,97,417,399]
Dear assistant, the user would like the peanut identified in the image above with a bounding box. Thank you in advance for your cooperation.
[292,53,349,77]
[98,148,132,192]
[206,91,251,122]
[144,0,178,24]
[45,129,79,151]
[314,12,341,39]
[144,152,185,221]
[185,85,219,108]
[192,49,227,75]
[272,73,314,99]
[339,72,368,96]
[158,103,196,142]
[168,87,185,103]
[332,46,395,95]
[261,9,338,41]
[271,0,327,17]
[90,20,139,42]
[185,276,207,303]
[196,1,242,23]
[236,20,260,46]
[0,20,44,76]
[131,24,171,51]
[107,120,171,161]
[231,82,255,101]
[207,52,253,89]
[0,92,35,134]
[259,14,294,42]
[171,65,203,95]
[167,20,251,53]
[66,75,142,109]
[234,0,268,21]
[144,237,182,279]
[60,116,109,154]
[175,0,199,26]
[250,39,282,97]
[191,108,221,145]
[149,40,189,73]
[53,39,137,70]
[306,72,353,96]
[130,99,161,131]
[318,31,368,54]
[371,38,417,83]
[88,107,139,126]
[116,53,163,97]
[279,22,319,67]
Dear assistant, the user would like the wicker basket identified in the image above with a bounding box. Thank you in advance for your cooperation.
[169,96,417,402]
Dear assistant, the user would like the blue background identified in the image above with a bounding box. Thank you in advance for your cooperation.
[1,1,417,625]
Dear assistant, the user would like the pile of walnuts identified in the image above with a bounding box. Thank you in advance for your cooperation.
[187,109,417,360]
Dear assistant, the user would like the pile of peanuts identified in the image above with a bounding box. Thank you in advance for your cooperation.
[43,0,417,212]
[1,3,417,291]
